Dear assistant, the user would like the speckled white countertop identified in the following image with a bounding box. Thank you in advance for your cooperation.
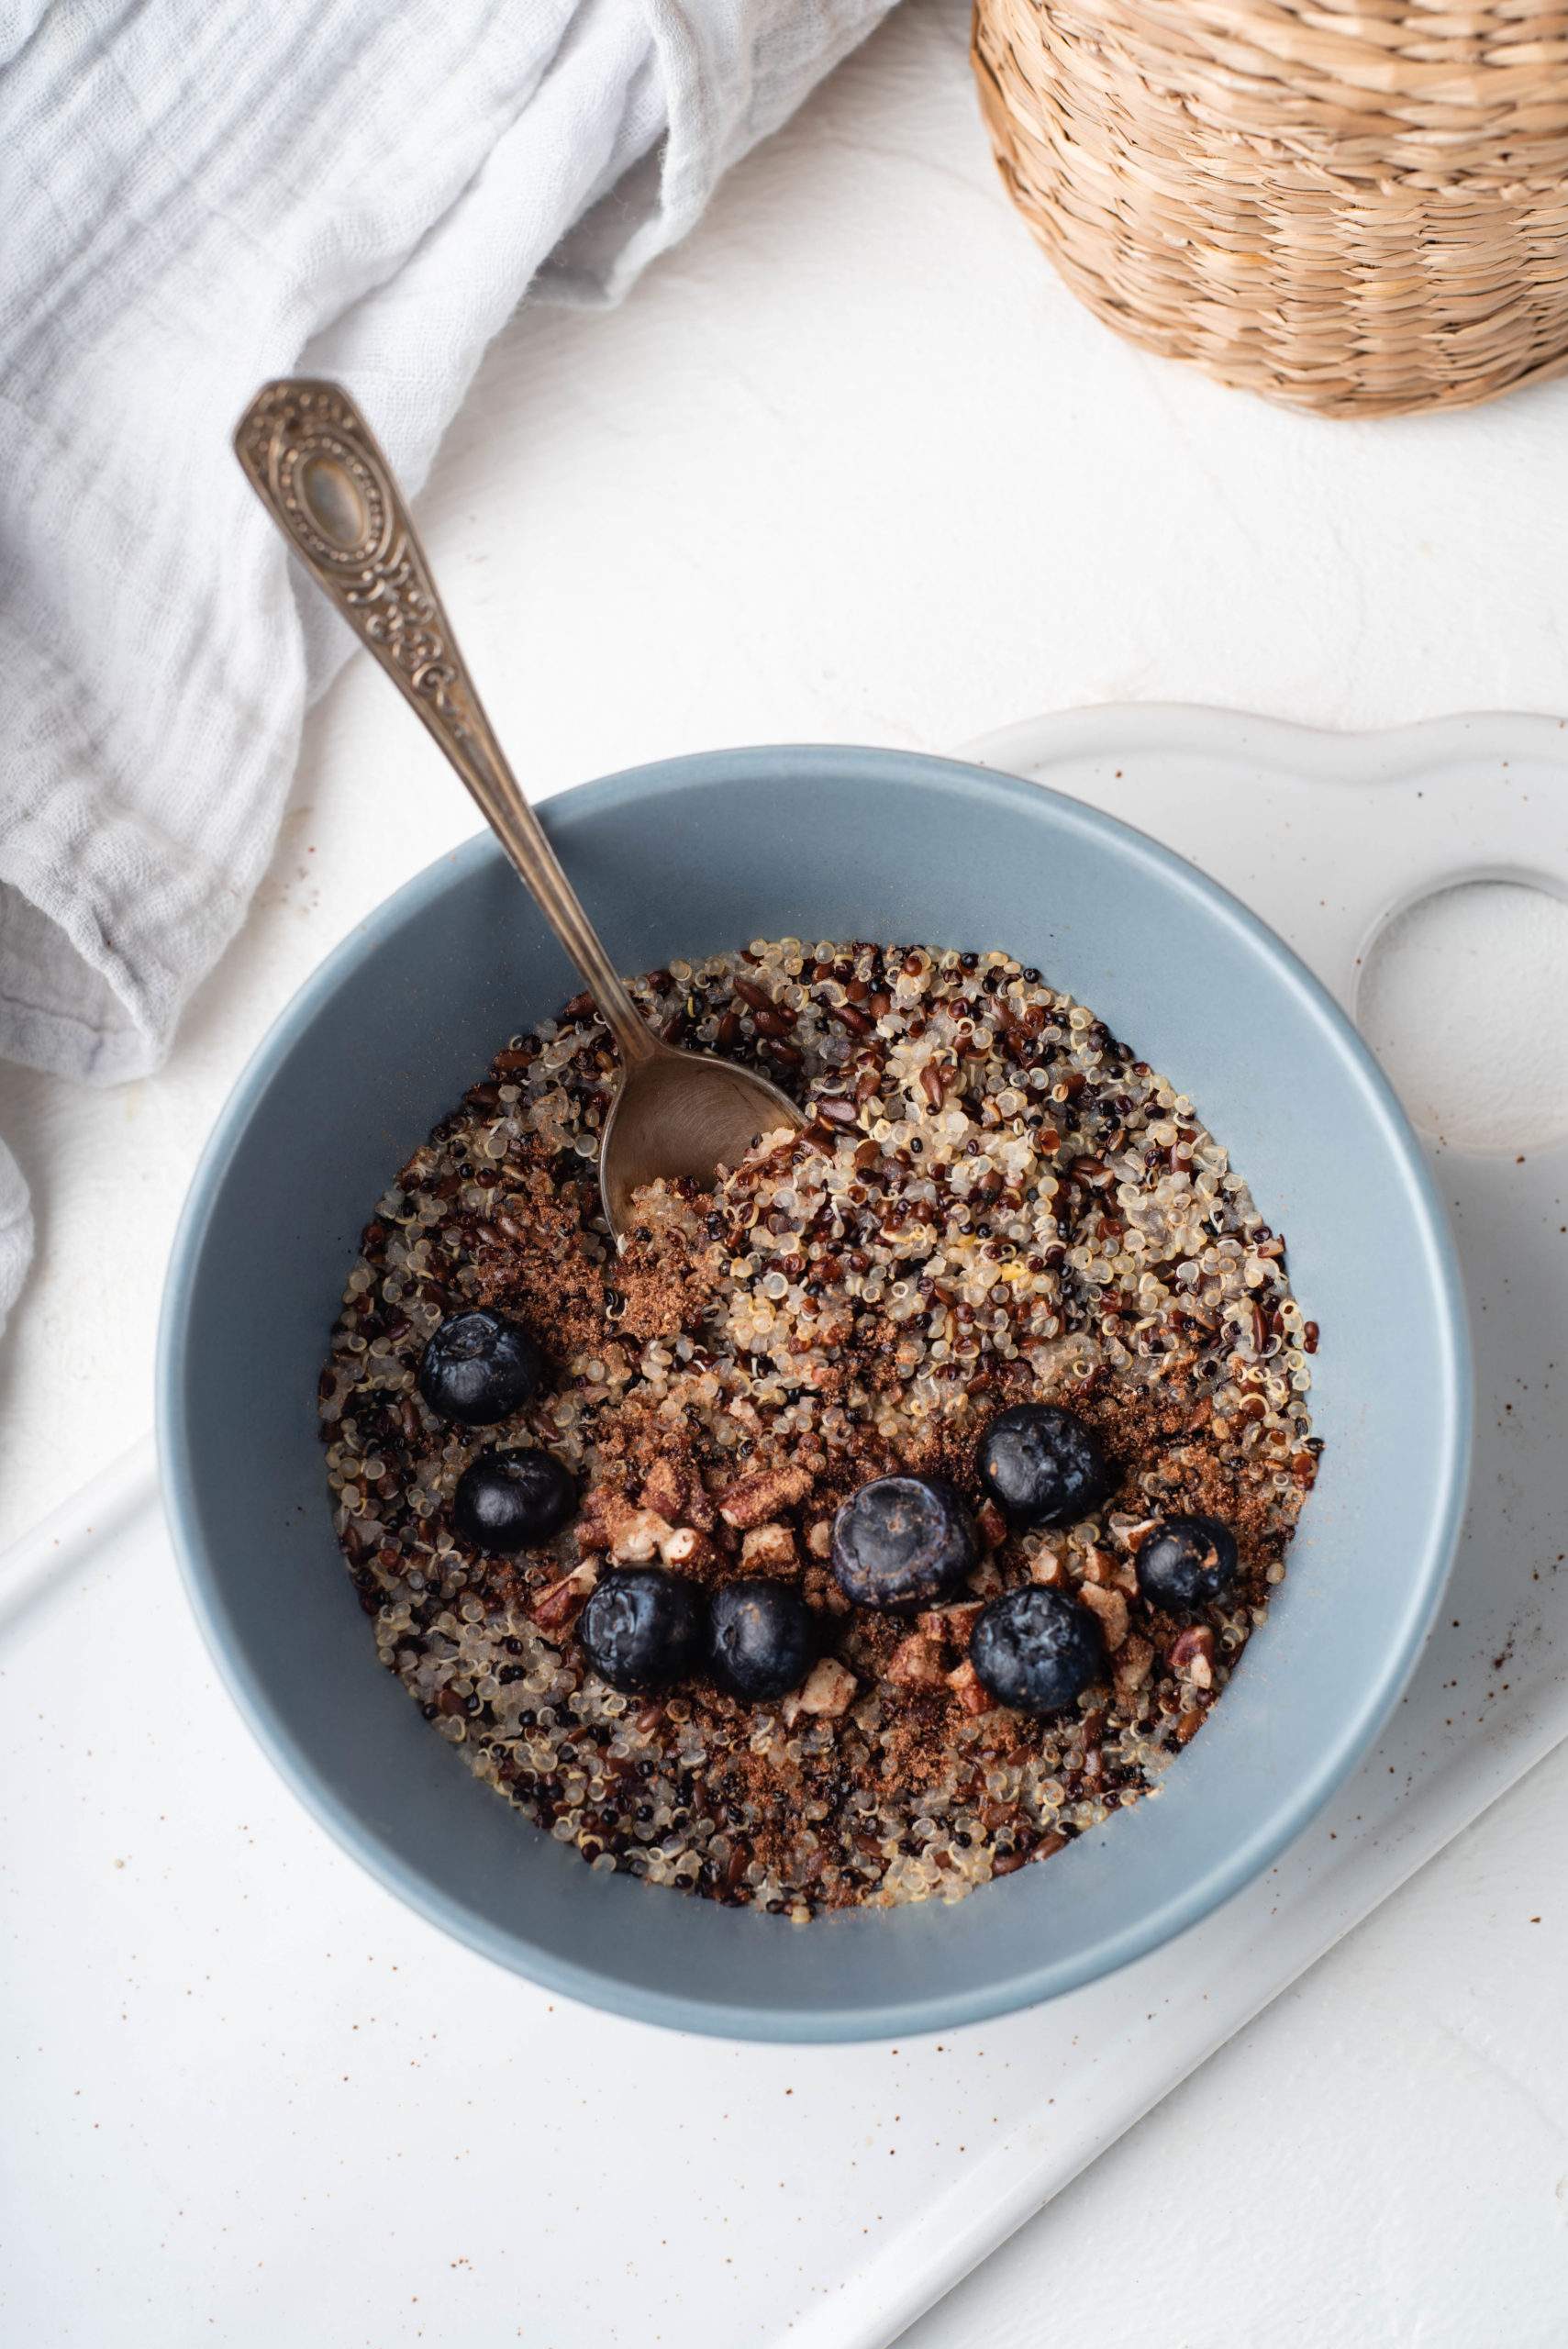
[4,5,1568,2339]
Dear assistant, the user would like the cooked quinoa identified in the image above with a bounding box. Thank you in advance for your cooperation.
[319,939,1319,1920]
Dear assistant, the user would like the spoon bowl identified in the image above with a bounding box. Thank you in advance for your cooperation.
[597,1038,799,1234]
[234,377,804,1239]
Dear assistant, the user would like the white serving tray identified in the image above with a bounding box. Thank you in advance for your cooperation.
[4,706,1567,2349]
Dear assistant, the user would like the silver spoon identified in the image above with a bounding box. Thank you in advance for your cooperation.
[235,379,804,1242]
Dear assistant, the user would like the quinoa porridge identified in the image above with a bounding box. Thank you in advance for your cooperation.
[319,940,1319,1921]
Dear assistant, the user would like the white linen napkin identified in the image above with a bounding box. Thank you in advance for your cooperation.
[0,0,894,1340]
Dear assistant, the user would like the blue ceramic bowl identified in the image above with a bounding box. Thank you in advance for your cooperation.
[158,744,1469,2042]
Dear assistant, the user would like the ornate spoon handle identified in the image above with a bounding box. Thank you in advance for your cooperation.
[234,379,658,1070]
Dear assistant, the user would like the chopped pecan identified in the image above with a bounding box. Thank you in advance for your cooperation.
[789,1657,857,1719]
[1170,1624,1215,1688]
[639,1456,717,1531]
[976,1498,1009,1551]
[1114,1633,1154,1696]
[1079,1581,1129,1652]
[531,1561,599,1630]
[660,1524,718,1573]
[806,1518,835,1559]
[885,1632,947,1689]
[803,1563,851,1615]
[1091,1542,1140,1596]
[607,1506,673,1563]
[740,1521,797,1572]
[946,1659,994,1716]
[575,1487,644,1556]
[917,1600,982,1639]
[718,1462,815,1528]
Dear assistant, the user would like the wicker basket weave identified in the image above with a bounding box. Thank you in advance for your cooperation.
[972,0,1568,417]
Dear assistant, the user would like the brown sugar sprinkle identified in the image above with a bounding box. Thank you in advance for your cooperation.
[320,939,1317,1921]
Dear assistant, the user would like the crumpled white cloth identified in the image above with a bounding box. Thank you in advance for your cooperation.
[0,0,893,1341]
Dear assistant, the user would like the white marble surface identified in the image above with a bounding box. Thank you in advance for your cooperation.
[4,4,1568,2338]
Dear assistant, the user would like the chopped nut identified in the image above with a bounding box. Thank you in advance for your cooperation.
[578,1487,663,1558]
[917,1601,982,1639]
[965,1559,1004,1599]
[718,1462,815,1529]
[608,1507,673,1563]
[740,1521,797,1572]
[1118,1517,1161,1553]
[793,1656,857,1718]
[659,1524,718,1572]
[885,1632,947,1689]
[1170,1624,1215,1687]
[638,1456,684,1520]
[1029,1549,1065,1587]
[639,1455,717,1531]
[946,1659,994,1716]
[803,1563,851,1615]
[1114,1633,1153,1696]
[1084,1542,1140,1596]
[976,1498,1008,1550]
[531,1562,599,1630]
[1079,1581,1129,1652]
[806,1519,834,1559]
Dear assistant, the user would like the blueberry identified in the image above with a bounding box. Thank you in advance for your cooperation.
[977,1403,1110,1528]
[970,1586,1105,1714]
[831,1475,978,1613]
[707,1578,817,1703]
[1136,1515,1239,1610]
[418,1308,541,1426]
[579,1567,704,1692]
[452,1450,576,1553]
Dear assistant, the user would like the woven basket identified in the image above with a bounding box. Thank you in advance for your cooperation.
[972,0,1568,417]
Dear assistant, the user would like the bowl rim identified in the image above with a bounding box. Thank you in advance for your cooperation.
[157,740,1471,2040]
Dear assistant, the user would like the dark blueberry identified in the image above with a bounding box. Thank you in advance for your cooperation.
[831,1475,978,1613]
[579,1567,704,1693]
[977,1403,1111,1528]
[707,1577,817,1702]
[452,1449,576,1553]
[1136,1516,1239,1610]
[418,1308,542,1426]
[970,1586,1105,1714]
